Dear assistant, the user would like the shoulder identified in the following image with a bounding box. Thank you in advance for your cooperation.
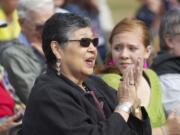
[87,74,119,87]
[144,69,159,80]
[86,75,117,100]
[0,42,28,58]
[159,74,180,87]
[144,69,161,94]
[100,73,121,90]
[0,42,40,66]
[159,73,180,80]
[86,75,109,87]
[28,73,65,105]
[30,72,80,101]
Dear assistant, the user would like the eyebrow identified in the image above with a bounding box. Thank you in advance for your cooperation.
[114,43,138,47]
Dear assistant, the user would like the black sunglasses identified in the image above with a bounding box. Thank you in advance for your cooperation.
[68,38,99,47]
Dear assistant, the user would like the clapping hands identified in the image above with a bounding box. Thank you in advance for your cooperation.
[117,58,142,109]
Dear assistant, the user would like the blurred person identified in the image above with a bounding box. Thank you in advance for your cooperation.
[136,0,165,29]
[64,0,107,63]
[22,13,151,135]
[0,39,42,105]
[169,0,180,9]
[96,0,114,52]
[98,18,180,135]
[96,0,114,33]
[18,0,54,64]
[0,0,54,104]
[0,0,21,41]
[136,0,167,59]
[151,9,180,115]
[53,0,69,13]
[0,65,24,135]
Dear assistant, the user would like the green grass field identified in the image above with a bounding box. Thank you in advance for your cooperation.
[107,0,140,24]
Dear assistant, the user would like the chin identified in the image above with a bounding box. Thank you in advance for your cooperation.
[84,69,94,76]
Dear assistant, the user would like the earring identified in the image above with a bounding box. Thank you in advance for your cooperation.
[56,58,61,76]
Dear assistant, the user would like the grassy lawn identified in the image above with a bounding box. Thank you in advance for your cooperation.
[107,0,140,24]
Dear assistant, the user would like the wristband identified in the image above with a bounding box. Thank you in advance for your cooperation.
[115,102,133,114]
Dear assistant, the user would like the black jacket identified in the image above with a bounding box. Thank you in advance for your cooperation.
[22,68,151,135]
[151,52,180,75]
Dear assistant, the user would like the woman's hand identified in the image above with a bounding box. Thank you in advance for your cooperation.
[0,111,23,133]
[165,111,180,135]
[118,58,142,105]
[116,58,144,119]
[115,65,137,121]
[117,64,137,105]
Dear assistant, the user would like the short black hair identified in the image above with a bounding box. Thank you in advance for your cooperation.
[42,13,90,67]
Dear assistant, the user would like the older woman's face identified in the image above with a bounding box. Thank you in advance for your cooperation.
[111,31,150,74]
[61,27,97,79]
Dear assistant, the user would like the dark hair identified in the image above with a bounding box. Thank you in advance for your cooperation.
[42,13,90,67]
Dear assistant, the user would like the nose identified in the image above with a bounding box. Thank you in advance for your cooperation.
[120,48,129,59]
[87,42,97,54]
[88,42,97,50]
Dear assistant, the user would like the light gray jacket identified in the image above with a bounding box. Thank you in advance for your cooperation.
[0,40,43,104]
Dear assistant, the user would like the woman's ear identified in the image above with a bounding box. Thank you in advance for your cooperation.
[164,35,174,49]
[144,45,151,59]
[50,41,62,59]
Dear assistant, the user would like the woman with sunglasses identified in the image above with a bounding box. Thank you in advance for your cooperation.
[22,13,151,135]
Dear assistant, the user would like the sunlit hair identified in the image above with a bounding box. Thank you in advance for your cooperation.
[17,0,54,18]
[109,18,151,48]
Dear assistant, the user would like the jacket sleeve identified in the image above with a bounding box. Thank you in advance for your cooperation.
[128,107,152,135]
[159,74,180,115]
[1,48,42,104]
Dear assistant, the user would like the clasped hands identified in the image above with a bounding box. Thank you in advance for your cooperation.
[117,58,142,118]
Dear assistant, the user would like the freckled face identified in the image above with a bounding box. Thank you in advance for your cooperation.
[111,31,150,74]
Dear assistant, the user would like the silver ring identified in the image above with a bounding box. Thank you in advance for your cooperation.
[129,82,135,85]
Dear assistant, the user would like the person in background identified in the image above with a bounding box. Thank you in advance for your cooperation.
[0,0,54,104]
[0,65,24,135]
[17,0,54,64]
[151,9,180,115]
[98,18,180,135]
[95,0,114,50]
[0,0,21,41]
[168,0,180,9]
[136,0,167,62]
[22,13,151,135]
[64,0,107,63]
[136,0,165,29]
[96,0,114,34]
[53,0,69,13]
